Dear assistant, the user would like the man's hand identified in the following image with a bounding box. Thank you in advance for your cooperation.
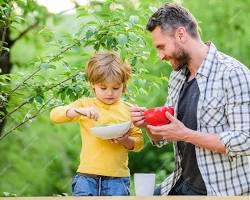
[129,106,147,128]
[129,106,163,143]
[147,112,226,153]
[147,111,188,141]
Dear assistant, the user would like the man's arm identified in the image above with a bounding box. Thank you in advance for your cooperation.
[147,112,226,154]
[217,68,250,156]
[184,129,226,154]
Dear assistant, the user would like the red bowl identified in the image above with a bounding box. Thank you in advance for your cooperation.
[144,106,174,126]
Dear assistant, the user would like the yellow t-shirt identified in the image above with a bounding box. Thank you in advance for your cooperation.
[50,97,144,177]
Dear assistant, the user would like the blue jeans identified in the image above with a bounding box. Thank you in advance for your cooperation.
[154,185,161,195]
[71,173,130,196]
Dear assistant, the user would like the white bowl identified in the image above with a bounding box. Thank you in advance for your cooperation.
[90,121,131,140]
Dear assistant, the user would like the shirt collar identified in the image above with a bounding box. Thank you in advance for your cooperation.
[197,42,218,77]
[171,42,218,80]
[95,97,120,109]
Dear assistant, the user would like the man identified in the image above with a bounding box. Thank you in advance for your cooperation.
[130,3,250,195]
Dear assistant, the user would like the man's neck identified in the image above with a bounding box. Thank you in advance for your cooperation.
[187,40,209,80]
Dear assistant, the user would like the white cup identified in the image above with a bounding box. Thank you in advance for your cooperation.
[134,173,155,196]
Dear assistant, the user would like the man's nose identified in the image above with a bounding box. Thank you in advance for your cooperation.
[159,52,165,60]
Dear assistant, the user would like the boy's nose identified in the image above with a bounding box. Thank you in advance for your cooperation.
[107,89,113,95]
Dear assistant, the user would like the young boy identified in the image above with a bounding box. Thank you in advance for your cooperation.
[50,52,144,196]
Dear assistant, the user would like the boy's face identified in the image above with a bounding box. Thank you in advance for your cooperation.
[92,81,124,105]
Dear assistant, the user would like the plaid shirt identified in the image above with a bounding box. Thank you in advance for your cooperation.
[160,43,250,195]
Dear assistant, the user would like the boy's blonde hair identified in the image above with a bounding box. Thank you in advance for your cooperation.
[86,52,131,92]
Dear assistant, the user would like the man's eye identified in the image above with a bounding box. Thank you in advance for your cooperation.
[157,46,164,50]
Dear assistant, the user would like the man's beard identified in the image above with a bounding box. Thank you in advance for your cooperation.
[171,43,190,71]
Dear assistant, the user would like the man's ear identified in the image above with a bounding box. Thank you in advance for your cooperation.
[175,27,187,43]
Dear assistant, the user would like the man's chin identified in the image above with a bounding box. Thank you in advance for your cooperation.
[172,66,182,71]
[173,63,186,71]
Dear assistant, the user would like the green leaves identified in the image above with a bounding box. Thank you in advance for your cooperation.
[35,95,43,104]
[85,27,96,39]
[55,83,90,102]
[0,0,169,196]
[129,15,139,24]
[3,192,17,197]
[0,0,165,141]
[117,34,128,45]
[41,63,56,70]
[0,94,7,103]
[120,48,127,61]
[128,32,138,42]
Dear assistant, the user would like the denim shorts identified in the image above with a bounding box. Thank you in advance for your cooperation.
[71,173,130,196]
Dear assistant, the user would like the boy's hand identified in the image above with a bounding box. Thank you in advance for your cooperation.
[129,106,147,128]
[74,107,99,121]
[111,129,130,144]
[110,129,135,150]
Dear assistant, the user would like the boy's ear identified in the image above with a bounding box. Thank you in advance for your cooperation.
[122,83,126,93]
[91,84,96,92]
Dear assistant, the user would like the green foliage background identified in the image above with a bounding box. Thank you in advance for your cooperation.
[0,0,250,196]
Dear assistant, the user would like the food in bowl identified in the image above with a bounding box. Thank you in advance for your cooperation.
[90,121,131,140]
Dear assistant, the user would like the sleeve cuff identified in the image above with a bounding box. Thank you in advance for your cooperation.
[152,139,169,148]
[129,137,144,152]
[218,131,232,155]
[50,105,75,123]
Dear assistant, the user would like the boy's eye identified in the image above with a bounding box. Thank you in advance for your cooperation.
[113,87,120,90]
[100,87,106,90]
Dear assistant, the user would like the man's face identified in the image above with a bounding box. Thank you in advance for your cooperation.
[151,26,189,71]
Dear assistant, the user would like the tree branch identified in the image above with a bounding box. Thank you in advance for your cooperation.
[0,27,7,55]
[1,72,80,121]
[7,39,83,98]
[11,21,39,46]
[11,4,80,46]
[0,96,54,140]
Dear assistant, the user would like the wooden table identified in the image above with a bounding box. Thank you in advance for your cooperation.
[1,197,249,200]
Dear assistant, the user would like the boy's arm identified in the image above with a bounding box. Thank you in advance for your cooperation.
[128,124,144,152]
[50,99,84,123]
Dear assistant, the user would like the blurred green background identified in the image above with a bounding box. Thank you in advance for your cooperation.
[0,0,250,197]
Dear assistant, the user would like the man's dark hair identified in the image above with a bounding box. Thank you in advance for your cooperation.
[146,3,199,38]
